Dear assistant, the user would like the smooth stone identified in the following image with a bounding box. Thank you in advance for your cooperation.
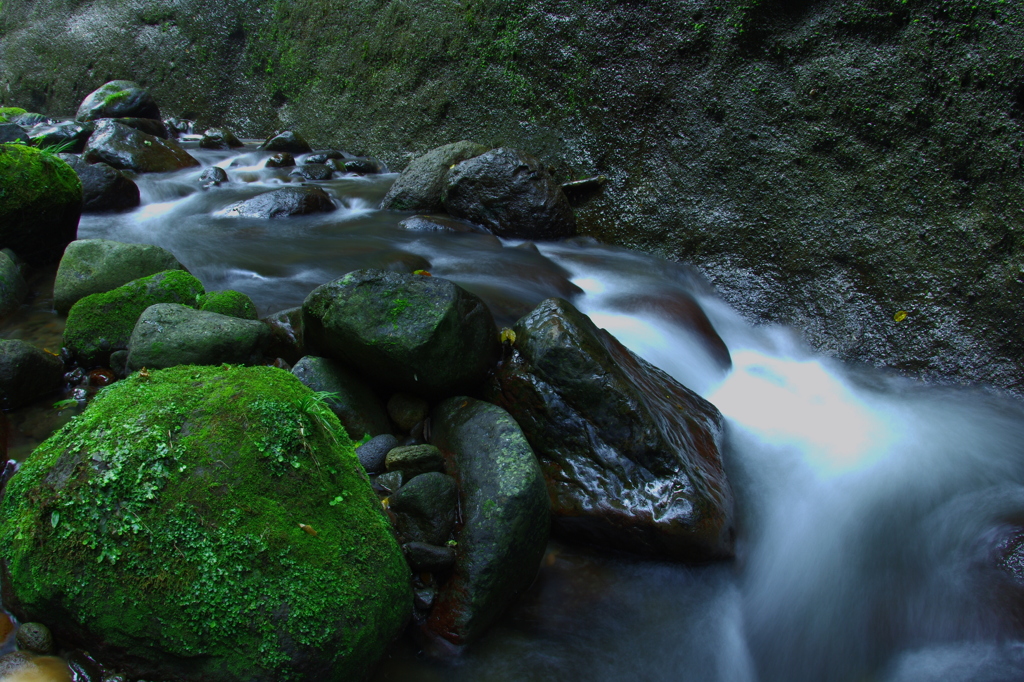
[0,340,63,410]
[0,250,29,319]
[199,128,243,150]
[355,434,399,473]
[381,141,488,212]
[199,166,229,188]
[16,622,54,655]
[403,542,456,573]
[389,472,458,546]
[261,307,304,365]
[385,444,445,478]
[220,186,335,218]
[289,163,333,181]
[76,80,160,121]
[82,120,199,173]
[0,123,29,144]
[29,121,93,153]
[260,130,312,154]
[58,155,141,213]
[291,356,393,441]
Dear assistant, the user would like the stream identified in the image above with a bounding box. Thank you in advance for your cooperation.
[3,143,1024,682]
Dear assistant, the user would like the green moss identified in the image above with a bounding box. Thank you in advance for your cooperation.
[0,106,26,123]
[102,90,130,107]
[198,289,259,320]
[0,365,411,680]
[63,269,205,365]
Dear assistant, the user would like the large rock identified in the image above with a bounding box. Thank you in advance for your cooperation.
[83,120,199,173]
[75,80,160,121]
[54,239,187,314]
[199,128,243,150]
[0,123,28,144]
[486,297,734,561]
[220,186,335,219]
[0,365,411,681]
[0,144,82,265]
[380,141,488,212]
[29,121,93,153]
[63,270,205,366]
[303,270,500,399]
[427,397,549,648]
[58,155,141,213]
[290,355,393,441]
[260,130,312,154]
[0,340,63,410]
[126,303,272,371]
[442,148,576,240]
[0,251,28,319]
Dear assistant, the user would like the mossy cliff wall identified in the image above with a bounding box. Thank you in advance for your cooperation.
[2,0,1024,393]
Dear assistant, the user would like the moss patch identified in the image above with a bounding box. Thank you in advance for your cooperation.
[198,289,259,320]
[0,365,411,681]
[0,107,26,123]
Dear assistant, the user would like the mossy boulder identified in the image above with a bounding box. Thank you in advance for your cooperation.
[0,144,82,265]
[380,141,488,212]
[75,80,160,122]
[83,120,199,174]
[0,250,28,319]
[303,269,500,399]
[54,239,186,314]
[198,289,259,320]
[0,108,27,124]
[63,269,205,366]
[0,365,411,681]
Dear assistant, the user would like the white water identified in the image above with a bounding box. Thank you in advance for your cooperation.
[74,146,1024,681]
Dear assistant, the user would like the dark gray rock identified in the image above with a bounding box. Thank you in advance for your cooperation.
[402,542,456,573]
[15,622,53,655]
[385,444,445,478]
[113,117,170,139]
[343,157,387,174]
[76,80,160,121]
[387,393,430,432]
[221,186,335,219]
[199,128,243,150]
[373,470,403,495]
[389,472,458,545]
[381,141,488,212]
[0,251,28,319]
[355,433,399,473]
[125,303,271,371]
[54,239,186,314]
[29,121,93,153]
[264,152,295,168]
[443,147,576,241]
[427,397,549,647]
[59,155,141,213]
[199,166,229,188]
[262,306,304,365]
[289,163,333,181]
[486,297,734,562]
[82,120,199,173]
[0,339,63,410]
[291,356,393,441]
[304,150,350,164]
[260,130,311,154]
[164,118,194,138]
[398,214,484,234]
[302,269,500,399]
[0,123,28,144]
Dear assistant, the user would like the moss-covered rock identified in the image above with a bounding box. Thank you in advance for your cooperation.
[0,143,81,265]
[380,141,488,212]
[75,80,160,122]
[198,289,259,320]
[0,365,412,681]
[63,269,205,366]
[0,107,27,124]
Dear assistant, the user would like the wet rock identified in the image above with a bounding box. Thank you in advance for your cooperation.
[414,584,437,611]
[58,155,141,213]
[303,269,500,399]
[343,157,387,174]
[10,113,49,127]
[221,186,335,218]
[0,250,29,319]
[76,80,161,122]
[198,290,259,320]
[199,166,229,188]
[389,472,458,545]
[199,128,243,150]
[398,214,484,234]
[0,651,35,677]
[443,148,576,241]
[0,144,81,266]
[0,123,29,144]
[0,365,411,681]
[164,118,194,137]
[54,239,187,314]
[289,163,333,181]
[126,303,271,371]
[0,340,63,410]
[83,120,199,173]
[305,150,350,164]
[113,118,169,139]
[373,470,404,495]
[381,141,488,212]
[291,356,393,441]
[16,622,53,654]
[109,350,128,379]
[403,541,456,573]
[64,650,103,682]
[427,397,549,647]
[262,307,304,365]
[385,444,445,478]
[264,152,295,168]
[486,297,734,561]
[29,121,93,153]
[387,393,430,432]
[63,270,205,366]
[260,130,312,154]
[355,433,399,473]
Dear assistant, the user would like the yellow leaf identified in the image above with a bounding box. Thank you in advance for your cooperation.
[893,310,908,322]
[500,328,516,344]
[298,523,318,537]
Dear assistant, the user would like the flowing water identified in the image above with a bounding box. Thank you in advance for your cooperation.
[3,144,1024,681]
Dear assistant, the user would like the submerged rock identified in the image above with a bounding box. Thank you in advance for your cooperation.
[76,80,161,122]
[486,297,734,561]
[289,163,333,181]
[221,186,335,218]
[58,155,141,214]
[442,147,576,240]
[303,269,500,399]
[199,128,243,150]
[83,120,199,173]
[0,365,411,681]
[199,166,229,188]
[381,141,488,212]
[0,340,63,410]
[427,397,549,648]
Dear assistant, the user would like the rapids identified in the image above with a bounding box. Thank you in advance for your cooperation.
[4,143,1024,681]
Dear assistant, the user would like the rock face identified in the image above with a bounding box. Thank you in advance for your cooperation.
[303,270,500,398]
[125,303,271,371]
[0,340,63,410]
[75,80,160,121]
[0,144,81,265]
[486,297,734,561]
[83,120,199,173]
[428,397,549,647]
[54,240,188,315]
[443,148,576,240]
[220,186,335,218]
[381,141,488,212]
[58,155,141,213]
[290,355,393,440]
[0,365,411,681]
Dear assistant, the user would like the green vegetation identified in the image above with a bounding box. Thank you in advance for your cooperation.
[0,106,26,123]
[198,289,259,320]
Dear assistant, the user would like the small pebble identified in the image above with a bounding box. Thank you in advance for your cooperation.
[403,541,456,573]
[385,444,445,478]
[16,622,53,655]
[373,470,404,495]
[355,434,398,473]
